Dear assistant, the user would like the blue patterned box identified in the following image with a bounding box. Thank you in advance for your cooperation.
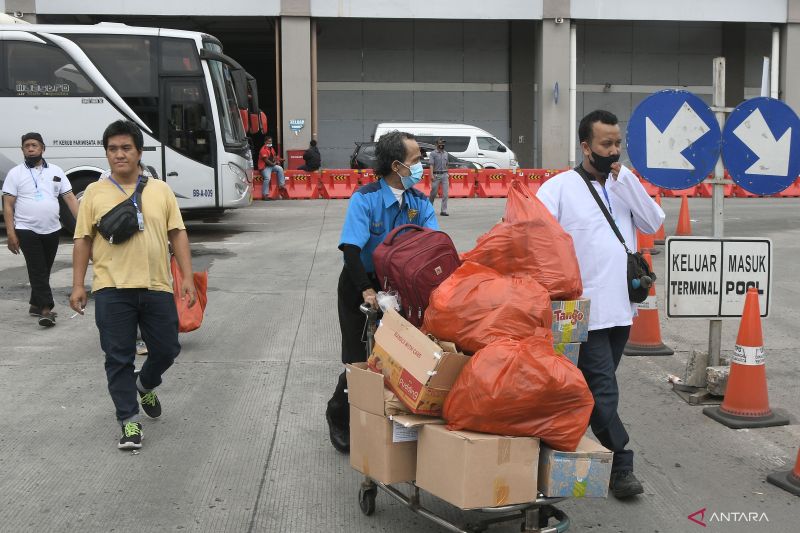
[551,299,590,343]
[538,437,613,498]
[553,342,581,366]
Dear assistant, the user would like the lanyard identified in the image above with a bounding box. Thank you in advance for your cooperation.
[28,166,43,191]
[107,175,142,212]
[600,185,613,215]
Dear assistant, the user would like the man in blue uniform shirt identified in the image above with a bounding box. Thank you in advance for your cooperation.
[325,131,438,453]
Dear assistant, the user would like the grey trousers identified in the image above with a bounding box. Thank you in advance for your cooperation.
[429,172,449,213]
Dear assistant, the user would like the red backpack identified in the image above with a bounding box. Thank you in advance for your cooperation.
[373,224,461,326]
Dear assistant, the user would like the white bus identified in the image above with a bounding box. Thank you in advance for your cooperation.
[0,22,259,217]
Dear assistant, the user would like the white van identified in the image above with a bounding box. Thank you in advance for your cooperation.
[373,123,517,170]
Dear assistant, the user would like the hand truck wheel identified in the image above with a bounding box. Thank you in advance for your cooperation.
[358,485,377,516]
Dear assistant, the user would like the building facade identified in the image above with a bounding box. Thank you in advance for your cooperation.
[4,0,800,168]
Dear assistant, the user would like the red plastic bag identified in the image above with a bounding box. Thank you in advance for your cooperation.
[422,261,552,354]
[171,256,208,333]
[461,180,582,300]
[443,330,594,451]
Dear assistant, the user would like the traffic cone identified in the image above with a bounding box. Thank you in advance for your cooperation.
[767,448,800,496]
[624,252,674,356]
[675,195,692,236]
[703,288,789,428]
[654,195,666,245]
[636,229,659,256]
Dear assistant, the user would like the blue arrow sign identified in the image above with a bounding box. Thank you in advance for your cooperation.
[721,97,800,196]
[627,90,720,190]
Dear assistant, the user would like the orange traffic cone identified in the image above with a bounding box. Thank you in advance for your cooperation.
[767,448,800,496]
[636,229,659,256]
[624,252,673,356]
[654,195,666,245]
[675,195,692,236]
[703,288,789,428]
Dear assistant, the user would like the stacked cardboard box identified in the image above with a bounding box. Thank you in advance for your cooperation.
[538,437,614,498]
[551,298,590,365]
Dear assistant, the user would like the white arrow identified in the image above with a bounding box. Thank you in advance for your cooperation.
[732,108,791,176]
[646,102,711,170]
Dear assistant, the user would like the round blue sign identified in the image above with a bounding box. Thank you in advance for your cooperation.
[626,90,720,190]
[722,97,800,196]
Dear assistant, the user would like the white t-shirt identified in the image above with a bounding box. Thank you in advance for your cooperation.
[388,185,405,204]
[2,161,72,235]
[537,165,665,331]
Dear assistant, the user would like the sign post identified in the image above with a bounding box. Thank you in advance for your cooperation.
[708,57,727,366]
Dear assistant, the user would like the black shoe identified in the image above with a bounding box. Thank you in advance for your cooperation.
[118,422,143,450]
[326,412,350,454]
[609,470,644,499]
[139,390,162,418]
[440,212,449,216]
[38,312,56,327]
[29,306,42,317]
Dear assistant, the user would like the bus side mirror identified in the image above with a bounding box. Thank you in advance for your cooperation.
[497,145,507,153]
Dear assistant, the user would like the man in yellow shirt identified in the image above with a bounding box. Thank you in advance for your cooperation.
[70,120,196,450]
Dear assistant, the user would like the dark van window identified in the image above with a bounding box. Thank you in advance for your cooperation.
[70,35,156,96]
[6,41,95,96]
[164,79,212,165]
[161,38,201,74]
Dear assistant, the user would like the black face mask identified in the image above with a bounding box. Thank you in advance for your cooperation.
[25,155,43,167]
[589,150,619,175]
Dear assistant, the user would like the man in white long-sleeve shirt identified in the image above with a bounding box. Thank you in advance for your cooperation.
[537,110,665,499]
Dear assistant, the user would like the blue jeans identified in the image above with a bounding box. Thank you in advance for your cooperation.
[578,326,633,473]
[94,288,181,424]
[261,165,285,196]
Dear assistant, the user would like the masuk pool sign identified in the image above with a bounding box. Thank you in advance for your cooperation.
[665,237,771,318]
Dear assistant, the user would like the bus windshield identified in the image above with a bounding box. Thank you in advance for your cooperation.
[203,43,246,147]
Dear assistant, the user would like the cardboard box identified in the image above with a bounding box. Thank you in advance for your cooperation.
[349,406,439,485]
[551,299,591,343]
[416,425,540,509]
[553,342,581,366]
[346,362,409,416]
[367,308,470,416]
[538,436,613,498]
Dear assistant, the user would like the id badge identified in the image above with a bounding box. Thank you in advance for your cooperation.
[34,191,44,201]
[137,212,145,231]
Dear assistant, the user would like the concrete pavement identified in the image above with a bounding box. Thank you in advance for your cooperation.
[0,196,798,532]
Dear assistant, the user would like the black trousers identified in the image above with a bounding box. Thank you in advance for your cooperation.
[16,229,60,311]
[578,325,634,473]
[326,267,380,428]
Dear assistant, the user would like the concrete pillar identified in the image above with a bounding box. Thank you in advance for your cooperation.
[280,16,312,159]
[535,19,571,168]
[509,21,537,168]
[780,1,800,109]
[722,23,746,108]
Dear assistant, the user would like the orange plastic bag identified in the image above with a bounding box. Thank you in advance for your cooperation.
[443,330,594,451]
[170,255,208,333]
[461,180,582,300]
[422,261,552,354]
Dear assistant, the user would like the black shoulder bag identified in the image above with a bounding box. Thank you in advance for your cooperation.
[575,166,655,304]
[97,176,148,245]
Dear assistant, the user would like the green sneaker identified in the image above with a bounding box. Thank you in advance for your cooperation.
[118,422,143,450]
[139,390,162,418]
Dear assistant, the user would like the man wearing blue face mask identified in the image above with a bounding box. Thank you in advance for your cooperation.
[325,130,438,453]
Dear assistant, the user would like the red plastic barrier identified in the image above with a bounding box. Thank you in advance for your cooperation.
[639,178,661,197]
[414,169,433,197]
[661,187,697,198]
[320,170,359,199]
[476,169,514,198]
[778,178,800,197]
[359,169,377,185]
[732,185,760,198]
[283,170,321,199]
[516,169,550,195]
[695,182,734,198]
[251,170,263,201]
[447,169,477,198]
[286,150,305,170]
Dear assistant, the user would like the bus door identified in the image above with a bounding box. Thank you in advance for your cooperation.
[160,77,217,208]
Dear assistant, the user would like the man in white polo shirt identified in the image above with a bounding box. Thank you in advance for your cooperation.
[2,132,79,327]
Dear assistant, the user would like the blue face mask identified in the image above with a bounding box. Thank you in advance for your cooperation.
[399,162,424,190]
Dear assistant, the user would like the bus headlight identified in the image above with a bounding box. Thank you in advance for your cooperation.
[227,162,249,183]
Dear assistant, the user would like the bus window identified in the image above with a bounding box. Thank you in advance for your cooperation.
[5,41,95,96]
[164,79,212,165]
[207,59,246,147]
[161,38,201,75]
[70,35,155,96]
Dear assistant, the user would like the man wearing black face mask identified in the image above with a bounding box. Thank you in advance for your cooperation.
[2,132,79,326]
[537,110,664,499]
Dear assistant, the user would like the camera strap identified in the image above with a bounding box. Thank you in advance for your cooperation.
[574,165,632,254]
